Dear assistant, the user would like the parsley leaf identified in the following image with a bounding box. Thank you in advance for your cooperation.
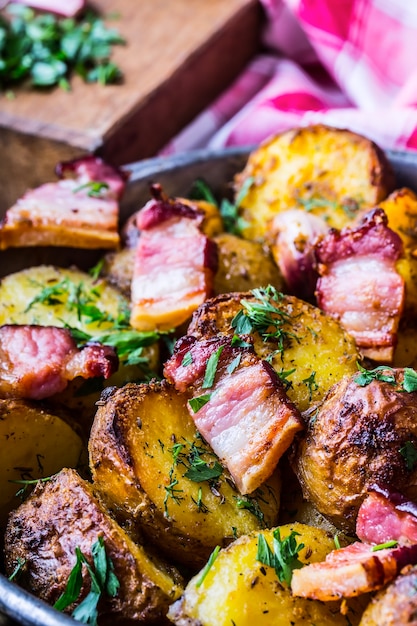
[202,346,224,389]
[354,362,396,387]
[403,368,417,392]
[54,536,120,624]
[371,540,398,552]
[0,6,125,91]
[231,285,296,353]
[196,545,221,587]
[400,441,417,471]
[256,529,304,585]
[184,455,223,482]
[189,394,211,413]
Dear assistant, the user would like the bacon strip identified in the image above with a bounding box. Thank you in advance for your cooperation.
[164,335,303,494]
[0,156,127,250]
[0,325,118,400]
[315,209,404,362]
[130,186,218,331]
[291,541,417,600]
[357,486,417,546]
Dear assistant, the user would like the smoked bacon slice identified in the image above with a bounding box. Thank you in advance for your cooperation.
[164,334,303,494]
[130,185,218,331]
[315,208,404,362]
[0,156,127,250]
[291,541,417,600]
[0,325,118,400]
[357,486,417,546]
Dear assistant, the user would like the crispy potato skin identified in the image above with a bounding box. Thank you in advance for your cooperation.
[89,381,281,570]
[168,523,367,626]
[4,468,183,624]
[235,125,395,240]
[359,565,417,626]
[293,372,417,533]
[187,291,359,412]
[213,233,284,295]
[0,398,84,529]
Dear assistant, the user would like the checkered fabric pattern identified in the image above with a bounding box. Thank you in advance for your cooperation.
[161,0,417,154]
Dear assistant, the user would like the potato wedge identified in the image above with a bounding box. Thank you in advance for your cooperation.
[0,265,159,422]
[213,233,284,294]
[89,381,281,569]
[187,289,359,412]
[0,399,84,528]
[234,125,395,240]
[378,187,417,251]
[168,523,367,626]
[4,468,183,624]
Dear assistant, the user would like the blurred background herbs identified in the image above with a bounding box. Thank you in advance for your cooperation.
[0,3,125,90]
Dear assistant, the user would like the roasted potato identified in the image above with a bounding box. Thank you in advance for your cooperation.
[213,233,284,294]
[359,565,417,625]
[293,370,417,533]
[0,399,84,528]
[168,523,367,626]
[4,468,183,624]
[187,289,359,412]
[89,381,281,570]
[0,265,159,421]
[234,125,395,240]
[378,187,417,251]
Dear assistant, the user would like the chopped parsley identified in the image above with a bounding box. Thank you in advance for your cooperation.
[256,529,304,585]
[371,540,398,552]
[302,371,319,401]
[236,495,265,527]
[231,285,296,353]
[354,363,417,393]
[226,353,242,375]
[195,545,221,587]
[202,346,224,389]
[72,181,110,197]
[8,558,26,582]
[0,5,125,91]
[400,441,417,471]
[189,394,212,413]
[54,536,120,625]
[181,351,193,367]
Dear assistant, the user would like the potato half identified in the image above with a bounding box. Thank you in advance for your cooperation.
[0,399,84,528]
[234,124,395,240]
[89,381,281,569]
[4,468,183,624]
[187,290,359,412]
[168,523,367,626]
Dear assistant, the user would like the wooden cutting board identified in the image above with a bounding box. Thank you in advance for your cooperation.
[0,0,261,212]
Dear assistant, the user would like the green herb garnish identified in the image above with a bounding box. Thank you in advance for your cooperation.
[256,529,304,585]
[231,285,296,353]
[184,455,223,482]
[371,540,398,552]
[236,495,265,527]
[302,371,319,401]
[8,558,26,582]
[202,346,224,389]
[73,181,110,197]
[196,545,221,587]
[226,354,242,375]
[354,363,396,387]
[181,351,193,367]
[403,367,417,392]
[0,6,124,90]
[189,394,211,413]
[54,536,120,625]
[400,441,417,471]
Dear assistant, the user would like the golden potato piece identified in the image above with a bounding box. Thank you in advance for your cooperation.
[0,398,84,529]
[168,523,366,626]
[188,289,359,412]
[103,247,135,298]
[89,381,281,569]
[0,264,159,422]
[359,565,417,626]
[213,233,284,294]
[4,468,183,624]
[234,124,395,240]
[293,370,417,533]
[379,187,417,250]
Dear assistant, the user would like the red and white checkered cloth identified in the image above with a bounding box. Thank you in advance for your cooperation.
[161,0,417,154]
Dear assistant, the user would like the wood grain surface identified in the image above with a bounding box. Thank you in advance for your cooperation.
[0,0,261,211]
